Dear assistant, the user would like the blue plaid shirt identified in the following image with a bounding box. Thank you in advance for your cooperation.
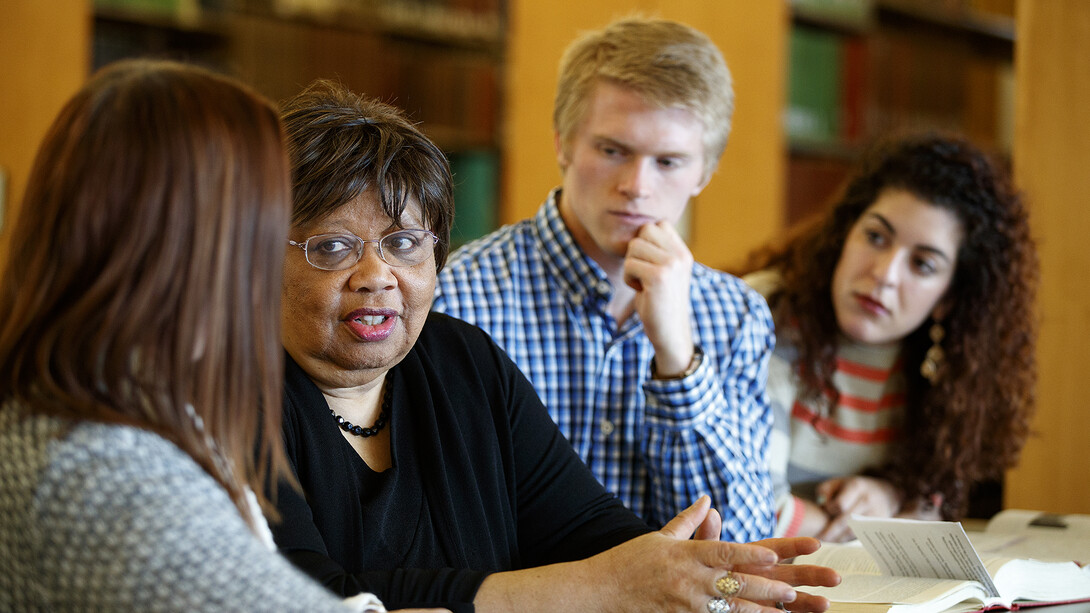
[433,190,776,542]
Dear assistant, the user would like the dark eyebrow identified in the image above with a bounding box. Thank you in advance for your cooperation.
[865,212,953,263]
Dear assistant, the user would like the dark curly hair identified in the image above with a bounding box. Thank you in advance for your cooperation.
[741,133,1038,519]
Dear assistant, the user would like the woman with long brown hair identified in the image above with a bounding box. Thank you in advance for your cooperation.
[0,59,393,611]
[741,134,1038,541]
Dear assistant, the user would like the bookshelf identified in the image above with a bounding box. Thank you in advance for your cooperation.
[785,0,1015,225]
[91,0,506,247]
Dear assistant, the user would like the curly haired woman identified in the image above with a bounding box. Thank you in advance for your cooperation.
[740,133,1038,541]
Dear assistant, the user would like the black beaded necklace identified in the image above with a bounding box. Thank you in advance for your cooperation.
[331,379,391,438]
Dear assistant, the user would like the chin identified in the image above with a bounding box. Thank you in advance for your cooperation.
[839,320,881,345]
[844,327,900,348]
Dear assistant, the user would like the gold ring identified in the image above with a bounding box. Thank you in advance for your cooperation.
[715,572,742,598]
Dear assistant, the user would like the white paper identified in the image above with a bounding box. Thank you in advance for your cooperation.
[847,516,1000,597]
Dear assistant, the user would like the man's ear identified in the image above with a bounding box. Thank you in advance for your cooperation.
[690,160,717,197]
[555,131,570,169]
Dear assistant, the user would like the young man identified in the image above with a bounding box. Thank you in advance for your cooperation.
[433,17,775,542]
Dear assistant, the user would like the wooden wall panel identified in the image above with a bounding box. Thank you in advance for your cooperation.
[0,1,90,264]
[1004,0,1090,513]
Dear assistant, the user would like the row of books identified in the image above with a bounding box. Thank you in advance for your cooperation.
[786,19,1012,154]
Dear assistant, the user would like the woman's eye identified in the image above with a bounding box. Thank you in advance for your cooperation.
[315,238,352,254]
[864,229,887,246]
[386,234,420,253]
[914,257,937,275]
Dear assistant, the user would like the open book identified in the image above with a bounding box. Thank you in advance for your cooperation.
[792,516,1090,613]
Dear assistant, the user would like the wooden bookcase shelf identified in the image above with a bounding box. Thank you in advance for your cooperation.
[92,0,506,246]
[785,0,1014,224]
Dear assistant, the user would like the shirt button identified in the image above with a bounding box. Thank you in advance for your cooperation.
[600,419,615,436]
[596,281,611,295]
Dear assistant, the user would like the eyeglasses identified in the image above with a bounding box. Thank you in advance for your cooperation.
[288,229,438,270]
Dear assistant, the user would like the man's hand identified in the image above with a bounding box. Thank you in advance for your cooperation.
[623,221,695,377]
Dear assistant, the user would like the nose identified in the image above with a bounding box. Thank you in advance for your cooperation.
[347,243,397,292]
[618,158,653,200]
[871,249,904,287]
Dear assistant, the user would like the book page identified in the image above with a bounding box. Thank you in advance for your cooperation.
[848,516,1000,597]
[793,541,882,575]
[803,573,987,605]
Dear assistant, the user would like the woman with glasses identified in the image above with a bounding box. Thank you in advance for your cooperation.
[273,80,839,613]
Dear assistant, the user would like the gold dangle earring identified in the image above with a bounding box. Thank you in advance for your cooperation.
[920,322,946,384]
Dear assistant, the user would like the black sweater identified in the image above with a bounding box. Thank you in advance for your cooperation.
[273,312,651,611]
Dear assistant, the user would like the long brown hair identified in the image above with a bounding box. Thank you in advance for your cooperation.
[741,133,1038,518]
[0,59,293,526]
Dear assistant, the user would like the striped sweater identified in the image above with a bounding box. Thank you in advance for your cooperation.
[745,271,905,536]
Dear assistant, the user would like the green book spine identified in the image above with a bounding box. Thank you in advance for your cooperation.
[786,25,843,146]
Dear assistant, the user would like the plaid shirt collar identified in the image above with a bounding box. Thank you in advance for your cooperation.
[532,188,617,309]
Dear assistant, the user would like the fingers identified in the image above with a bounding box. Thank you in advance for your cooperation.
[746,537,821,561]
[814,479,842,509]
[695,506,723,541]
[782,592,832,613]
[815,514,854,543]
[721,563,839,613]
[623,221,691,285]
[709,572,797,611]
[661,495,714,540]
[734,562,840,590]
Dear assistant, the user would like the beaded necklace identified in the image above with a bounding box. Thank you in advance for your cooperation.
[331,379,390,438]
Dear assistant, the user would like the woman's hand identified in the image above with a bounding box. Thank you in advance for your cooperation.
[735,537,840,612]
[787,497,833,539]
[897,494,944,521]
[474,496,839,613]
[815,476,902,542]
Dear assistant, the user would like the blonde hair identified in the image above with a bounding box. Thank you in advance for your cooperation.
[553,16,734,180]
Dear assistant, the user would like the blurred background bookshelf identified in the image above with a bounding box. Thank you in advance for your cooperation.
[92,0,504,248]
[785,0,1015,226]
[4,0,1090,518]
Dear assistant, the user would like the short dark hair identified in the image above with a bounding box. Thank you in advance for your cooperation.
[280,80,456,270]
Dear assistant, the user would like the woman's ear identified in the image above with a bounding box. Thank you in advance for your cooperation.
[931,298,953,322]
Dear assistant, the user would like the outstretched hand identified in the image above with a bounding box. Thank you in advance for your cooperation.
[474,496,839,613]
[584,496,839,613]
[734,537,840,612]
